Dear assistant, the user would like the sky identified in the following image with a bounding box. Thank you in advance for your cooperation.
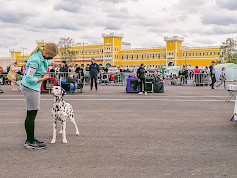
[0,0,237,57]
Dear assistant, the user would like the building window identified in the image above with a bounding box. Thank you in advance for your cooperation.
[214,52,216,55]
[210,52,212,55]
[196,52,198,56]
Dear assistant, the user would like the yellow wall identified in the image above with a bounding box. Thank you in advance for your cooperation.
[10,34,220,68]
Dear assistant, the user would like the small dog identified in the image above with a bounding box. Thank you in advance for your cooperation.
[50,86,79,143]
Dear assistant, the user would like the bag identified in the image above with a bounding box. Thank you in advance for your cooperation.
[154,81,164,93]
[7,71,17,80]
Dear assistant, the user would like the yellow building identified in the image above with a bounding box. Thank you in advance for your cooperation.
[11,33,220,68]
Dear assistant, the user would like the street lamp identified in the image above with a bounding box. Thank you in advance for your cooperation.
[83,42,85,66]
[22,47,27,63]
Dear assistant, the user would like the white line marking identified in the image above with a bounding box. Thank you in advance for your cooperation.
[0,98,234,102]
[1,95,230,98]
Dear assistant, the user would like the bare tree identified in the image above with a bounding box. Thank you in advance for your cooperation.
[220,38,237,64]
[58,37,76,61]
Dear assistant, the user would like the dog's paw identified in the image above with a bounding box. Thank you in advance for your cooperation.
[59,130,63,134]
[51,139,56,144]
[76,131,80,135]
[63,140,68,144]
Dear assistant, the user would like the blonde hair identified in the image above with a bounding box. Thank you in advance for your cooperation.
[31,43,59,58]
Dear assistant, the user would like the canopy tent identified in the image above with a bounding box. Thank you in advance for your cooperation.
[215,63,237,81]
[164,66,182,76]
[106,63,112,67]
[215,63,237,69]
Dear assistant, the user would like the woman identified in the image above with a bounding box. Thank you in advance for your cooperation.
[21,43,62,149]
[7,62,20,91]
[216,67,226,89]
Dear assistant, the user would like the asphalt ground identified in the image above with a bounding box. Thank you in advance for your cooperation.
[0,83,237,178]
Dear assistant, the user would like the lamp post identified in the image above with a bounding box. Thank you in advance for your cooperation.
[22,47,27,63]
[82,42,85,66]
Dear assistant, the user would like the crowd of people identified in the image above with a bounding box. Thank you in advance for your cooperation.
[0,59,227,94]
[167,61,226,89]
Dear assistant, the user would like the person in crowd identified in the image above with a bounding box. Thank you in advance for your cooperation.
[194,66,201,74]
[80,64,85,78]
[21,63,26,75]
[7,65,10,73]
[216,67,226,89]
[74,64,80,73]
[21,42,62,149]
[178,69,184,84]
[209,61,216,89]
[49,66,56,78]
[7,62,20,91]
[194,66,202,86]
[0,65,3,85]
[60,61,68,72]
[59,61,68,78]
[203,66,209,75]
[89,58,100,91]
[104,66,109,73]
[67,73,78,93]
[137,63,147,95]
[68,64,74,73]
[0,65,3,74]
[183,66,189,85]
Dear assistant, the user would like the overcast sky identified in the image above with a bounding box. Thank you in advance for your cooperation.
[0,0,237,57]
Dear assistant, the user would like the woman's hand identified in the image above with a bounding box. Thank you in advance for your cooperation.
[51,60,63,67]
[42,74,49,80]
[38,74,49,82]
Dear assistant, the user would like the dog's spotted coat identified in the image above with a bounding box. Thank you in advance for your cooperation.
[50,86,79,143]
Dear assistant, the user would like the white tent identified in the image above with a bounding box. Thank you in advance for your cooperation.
[215,63,237,81]
[164,66,181,77]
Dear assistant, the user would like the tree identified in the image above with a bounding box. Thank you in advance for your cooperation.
[58,37,76,61]
[220,38,237,64]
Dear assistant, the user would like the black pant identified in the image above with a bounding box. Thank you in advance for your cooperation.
[90,75,98,90]
[25,110,38,143]
[210,74,216,89]
[139,78,147,92]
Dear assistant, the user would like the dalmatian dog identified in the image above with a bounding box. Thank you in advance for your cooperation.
[50,86,79,143]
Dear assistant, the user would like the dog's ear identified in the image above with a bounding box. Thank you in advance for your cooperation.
[61,88,66,96]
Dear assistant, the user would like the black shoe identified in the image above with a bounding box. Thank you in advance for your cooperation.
[25,140,46,149]
[35,139,46,147]
[24,139,45,147]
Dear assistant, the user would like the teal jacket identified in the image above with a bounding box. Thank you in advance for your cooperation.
[21,50,51,92]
